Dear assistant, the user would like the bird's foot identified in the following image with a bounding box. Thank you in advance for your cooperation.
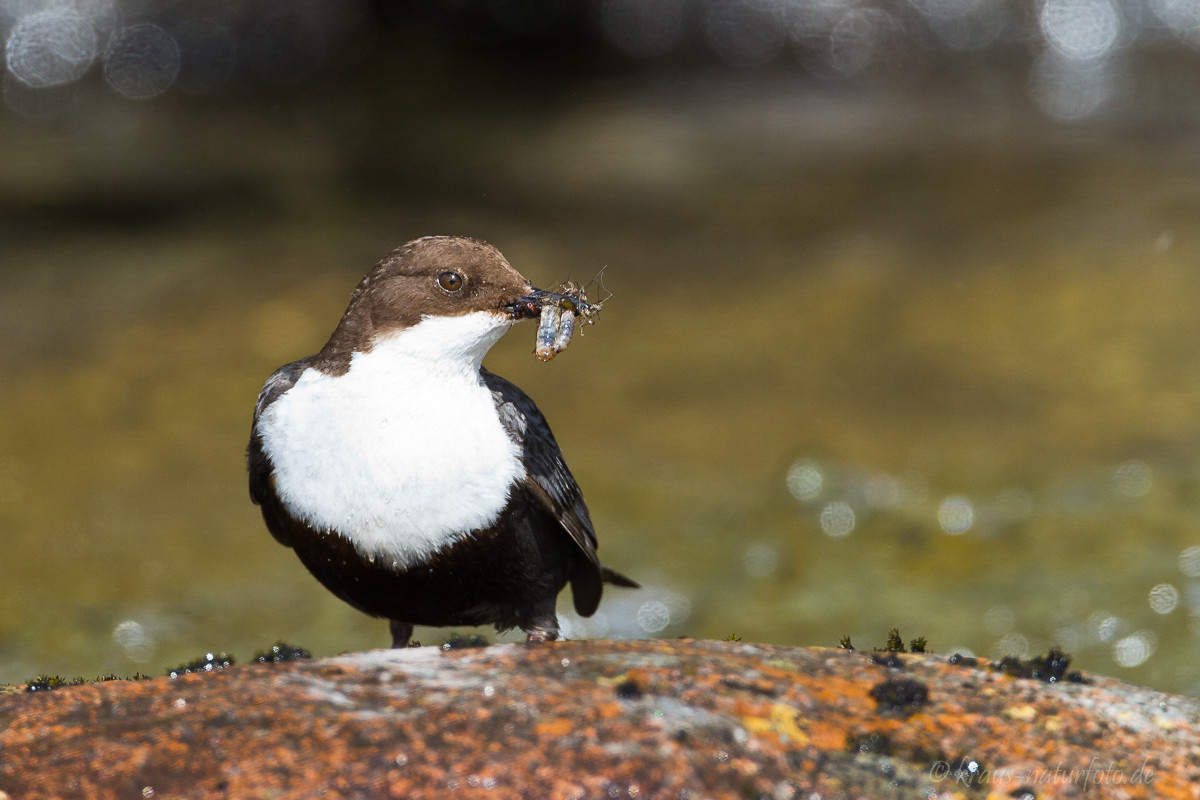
[524,627,559,644]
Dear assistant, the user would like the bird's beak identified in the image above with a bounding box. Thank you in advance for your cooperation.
[503,287,587,321]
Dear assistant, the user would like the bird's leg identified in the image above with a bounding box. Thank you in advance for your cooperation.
[522,603,560,643]
[389,619,414,648]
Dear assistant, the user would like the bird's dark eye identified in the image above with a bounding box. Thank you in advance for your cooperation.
[437,271,464,293]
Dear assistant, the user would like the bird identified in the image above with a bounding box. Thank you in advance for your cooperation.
[247,235,637,647]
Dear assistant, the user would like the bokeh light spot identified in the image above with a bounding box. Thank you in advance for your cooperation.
[636,600,671,633]
[1178,545,1200,577]
[1111,460,1152,499]
[1148,583,1179,614]
[1112,630,1156,668]
[6,10,97,88]
[1096,614,1121,643]
[819,500,855,537]
[828,8,898,77]
[937,496,974,534]
[702,0,786,69]
[786,459,824,503]
[112,619,154,662]
[991,631,1029,659]
[907,0,1007,51]
[1039,0,1121,62]
[743,542,779,578]
[1148,0,1200,47]
[104,24,181,100]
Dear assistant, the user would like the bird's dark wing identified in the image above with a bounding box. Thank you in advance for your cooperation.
[481,368,611,615]
[247,358,312,546]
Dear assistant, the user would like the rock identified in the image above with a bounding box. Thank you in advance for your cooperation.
[1,639,1197,799]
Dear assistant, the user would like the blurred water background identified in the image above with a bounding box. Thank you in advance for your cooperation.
[3,0,1200,695]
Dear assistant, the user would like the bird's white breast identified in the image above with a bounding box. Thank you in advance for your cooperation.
[257,312,525,568]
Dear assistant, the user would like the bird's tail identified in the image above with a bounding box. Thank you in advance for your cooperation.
[601,564,640,589]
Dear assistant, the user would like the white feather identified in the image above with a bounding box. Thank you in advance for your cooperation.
[258,311,525,568]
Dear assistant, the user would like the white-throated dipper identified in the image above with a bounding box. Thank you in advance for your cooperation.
[247,235,637,647]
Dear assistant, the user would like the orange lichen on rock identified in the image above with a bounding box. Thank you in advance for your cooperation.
[533,717,574,738]
[1,639,1197,799]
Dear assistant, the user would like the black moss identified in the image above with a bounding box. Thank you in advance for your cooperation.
[862,628,932,664]
[440,633,489,651]
[993,646,1088,684]
[167,652,236,679]
[841,629,931,658]
[254,642,312,664]
[615,679,643,700]
[25,671,151,691]
[25,675,82,692]
[948,652,980,668]
[868,652,904,669]
[868,677,929,717]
